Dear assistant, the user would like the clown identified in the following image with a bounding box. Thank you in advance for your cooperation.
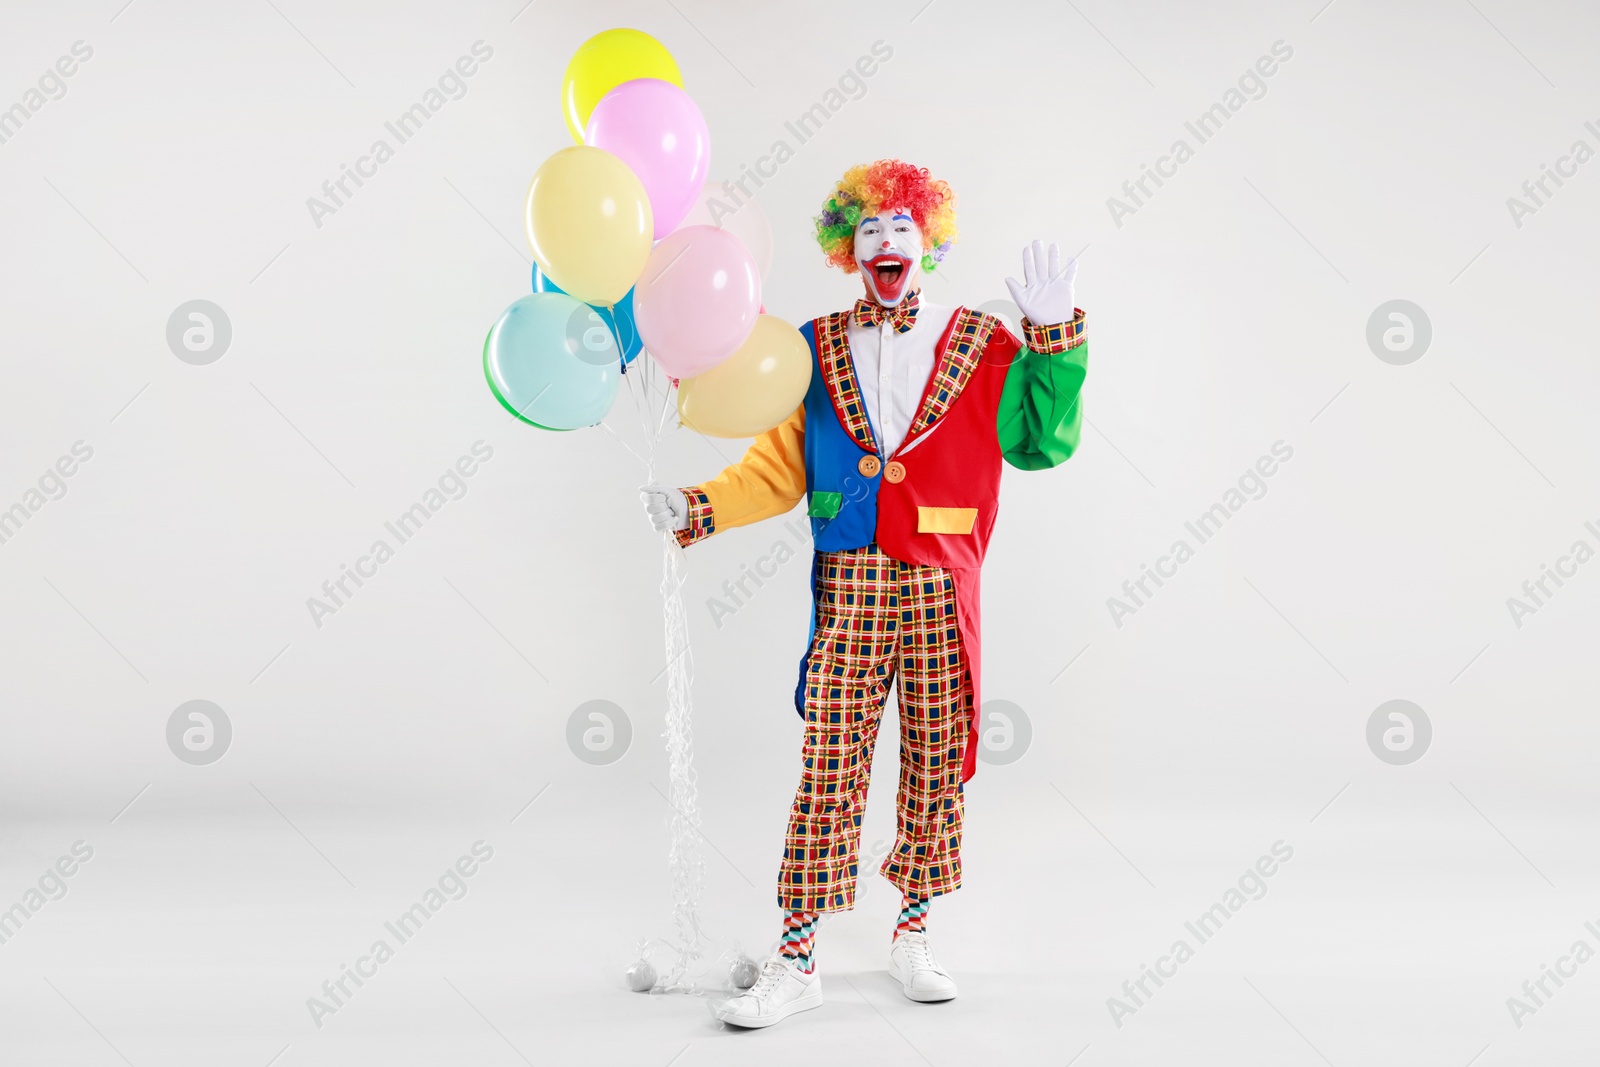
[641,159,1087,1028]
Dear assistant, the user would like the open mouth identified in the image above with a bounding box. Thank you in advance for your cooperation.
[864,254,911,299]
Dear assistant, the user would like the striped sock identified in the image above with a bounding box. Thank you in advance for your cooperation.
[779,910,819,974]
[894,894,928,941]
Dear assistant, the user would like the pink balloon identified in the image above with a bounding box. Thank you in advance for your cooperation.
[635,226,760,378]
[585,79,710,239]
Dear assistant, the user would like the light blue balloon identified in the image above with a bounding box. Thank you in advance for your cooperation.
[533,263,641,365]
[484,293,620,430]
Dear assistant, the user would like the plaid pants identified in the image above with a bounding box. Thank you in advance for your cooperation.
[780,544,971,912]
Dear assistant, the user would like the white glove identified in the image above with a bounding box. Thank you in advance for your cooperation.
[639,484,690,533]
[1005,239,1078,326]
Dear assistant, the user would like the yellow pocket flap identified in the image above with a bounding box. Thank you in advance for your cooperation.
[916,506,978,535]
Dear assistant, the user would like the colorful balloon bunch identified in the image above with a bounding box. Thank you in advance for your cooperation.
[483,29,810,438]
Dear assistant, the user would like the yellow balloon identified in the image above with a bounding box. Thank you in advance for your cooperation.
[562,28,683,144]
[525,146,653,307]
[677,316,813,438]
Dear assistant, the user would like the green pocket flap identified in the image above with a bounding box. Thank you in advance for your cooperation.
[808,491,843,519]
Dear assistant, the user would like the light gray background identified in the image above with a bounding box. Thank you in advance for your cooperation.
[3,0,1598,1063]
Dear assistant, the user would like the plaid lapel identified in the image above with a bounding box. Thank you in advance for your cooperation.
[896,307,993,455]
[814,311,879,454]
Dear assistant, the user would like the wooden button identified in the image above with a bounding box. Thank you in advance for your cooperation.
[857,455,881,477]
[883,461,906,484]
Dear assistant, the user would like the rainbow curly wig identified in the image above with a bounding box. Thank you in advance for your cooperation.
[814,159,958,274]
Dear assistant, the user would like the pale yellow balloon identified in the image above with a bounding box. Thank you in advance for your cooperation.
[677,315,813,438]
[524,145,653,307]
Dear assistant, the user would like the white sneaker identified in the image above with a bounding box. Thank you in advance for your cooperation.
[888,932,958,1002]
[713,954,822,1028]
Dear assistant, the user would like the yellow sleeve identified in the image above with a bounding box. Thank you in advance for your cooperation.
[674,405,806,546]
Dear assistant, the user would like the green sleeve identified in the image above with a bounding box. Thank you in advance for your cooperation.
[996,341,1088,471]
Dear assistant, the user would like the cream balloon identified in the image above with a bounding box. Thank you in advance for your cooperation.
[676,315,812,438]
[677,180,775,280]
[524,145,653,307]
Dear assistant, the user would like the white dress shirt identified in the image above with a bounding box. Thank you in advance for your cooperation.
[846,297,956,457]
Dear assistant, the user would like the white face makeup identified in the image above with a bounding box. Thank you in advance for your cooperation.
[854,208,924,306]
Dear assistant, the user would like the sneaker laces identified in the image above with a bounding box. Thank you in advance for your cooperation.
[901,934,937,971]
[748,956,793,997]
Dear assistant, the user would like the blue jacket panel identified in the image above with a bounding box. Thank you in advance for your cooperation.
[799,320,880,551]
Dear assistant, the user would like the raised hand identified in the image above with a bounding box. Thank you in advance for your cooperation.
[1004,239,1078,327]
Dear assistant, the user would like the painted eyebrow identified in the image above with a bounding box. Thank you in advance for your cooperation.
[891,213,913,221]
[860,216,880,224]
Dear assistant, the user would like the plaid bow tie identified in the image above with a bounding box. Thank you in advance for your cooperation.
[853,292,920,334]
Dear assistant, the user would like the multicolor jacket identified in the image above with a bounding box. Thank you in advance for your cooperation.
[675,304,1088,780]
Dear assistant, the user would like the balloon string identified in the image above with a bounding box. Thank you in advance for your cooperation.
[598,296,706,992]
[597,420,650,469]
[605,316,655,477]
[653,364,675,442]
